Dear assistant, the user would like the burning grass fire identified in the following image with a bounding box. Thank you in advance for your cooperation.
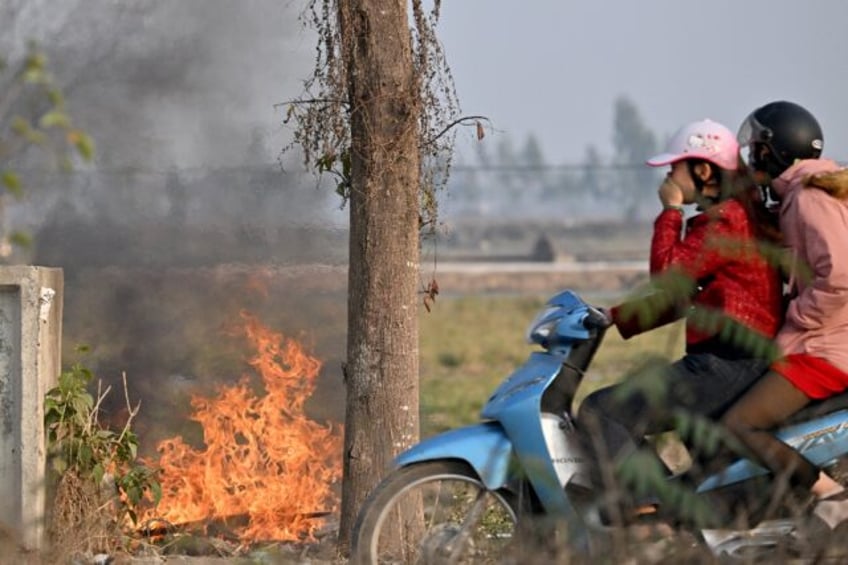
[142,312,343,542]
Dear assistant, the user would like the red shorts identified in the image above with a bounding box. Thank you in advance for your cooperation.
[772,353,848,400]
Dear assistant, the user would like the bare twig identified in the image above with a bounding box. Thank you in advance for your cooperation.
[425,115,490,147]
[273,97,347,110]
[116,371,141,444]
[86,381,112,435]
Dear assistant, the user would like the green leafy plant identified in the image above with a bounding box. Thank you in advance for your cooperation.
[0,42,94,256]
[44,354,161,525]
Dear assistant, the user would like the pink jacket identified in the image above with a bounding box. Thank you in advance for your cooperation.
[772,159,848,373]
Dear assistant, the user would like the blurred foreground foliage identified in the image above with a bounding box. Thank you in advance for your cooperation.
[0,42,93,256]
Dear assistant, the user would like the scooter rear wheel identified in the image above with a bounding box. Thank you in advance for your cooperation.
[351,460,519,565]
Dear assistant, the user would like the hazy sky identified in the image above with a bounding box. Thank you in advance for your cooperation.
[437,0,848,165]
[5,1,846,170]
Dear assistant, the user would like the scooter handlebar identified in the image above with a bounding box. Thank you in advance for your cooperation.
[582,306,612,330]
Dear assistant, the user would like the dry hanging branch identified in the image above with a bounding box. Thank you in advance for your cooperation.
[422,278,439,312]
[282,0,464,231]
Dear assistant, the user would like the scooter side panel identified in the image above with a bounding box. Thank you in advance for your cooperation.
[393,422,514,490]
[698,409,848,492]
[497,399,585,510]
[478,351,588,537]
[781,409,848,465]
[482,352,564,419]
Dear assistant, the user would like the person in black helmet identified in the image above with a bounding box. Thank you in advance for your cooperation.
[736,100,825,210]
[721,100,848,529]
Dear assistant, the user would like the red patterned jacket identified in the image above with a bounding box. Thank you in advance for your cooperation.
[612,199,783,356]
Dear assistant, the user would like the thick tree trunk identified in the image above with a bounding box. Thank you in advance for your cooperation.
[336,0,421,553]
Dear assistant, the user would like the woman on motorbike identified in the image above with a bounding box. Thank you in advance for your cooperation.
[577,118,784,521]
[720,100,848,529]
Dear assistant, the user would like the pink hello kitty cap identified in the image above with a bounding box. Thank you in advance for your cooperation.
[646,119,740,170]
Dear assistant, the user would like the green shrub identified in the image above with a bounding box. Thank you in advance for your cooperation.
[44,353,161,525]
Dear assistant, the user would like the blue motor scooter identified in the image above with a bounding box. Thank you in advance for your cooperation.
[351,289,848,563]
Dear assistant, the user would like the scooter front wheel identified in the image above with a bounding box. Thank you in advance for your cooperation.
[351,460,519,565]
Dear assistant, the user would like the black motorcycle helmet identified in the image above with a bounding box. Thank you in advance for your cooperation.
[737,100,823,179]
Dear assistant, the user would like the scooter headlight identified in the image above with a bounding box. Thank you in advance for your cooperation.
[525,305,563,345]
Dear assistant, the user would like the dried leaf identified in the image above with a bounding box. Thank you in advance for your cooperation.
[476,120,485,141]
[422,278,439,312]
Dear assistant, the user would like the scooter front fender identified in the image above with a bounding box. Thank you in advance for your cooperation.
[394,422,514,490]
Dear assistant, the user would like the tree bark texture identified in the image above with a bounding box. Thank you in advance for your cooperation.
[337,0,421,552]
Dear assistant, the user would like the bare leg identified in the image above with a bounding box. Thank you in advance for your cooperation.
[722,371,848,528]
[721,371,818,489]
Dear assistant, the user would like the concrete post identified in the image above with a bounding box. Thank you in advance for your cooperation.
[0,266,63,550]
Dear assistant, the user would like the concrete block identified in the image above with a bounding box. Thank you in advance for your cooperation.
[0,266,63,550]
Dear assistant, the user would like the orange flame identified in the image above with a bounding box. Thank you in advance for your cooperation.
[145,313,343,541]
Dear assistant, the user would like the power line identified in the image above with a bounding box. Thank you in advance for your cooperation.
[451,163,652,172]
[12,162,656,176]
[16,160,847,176]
